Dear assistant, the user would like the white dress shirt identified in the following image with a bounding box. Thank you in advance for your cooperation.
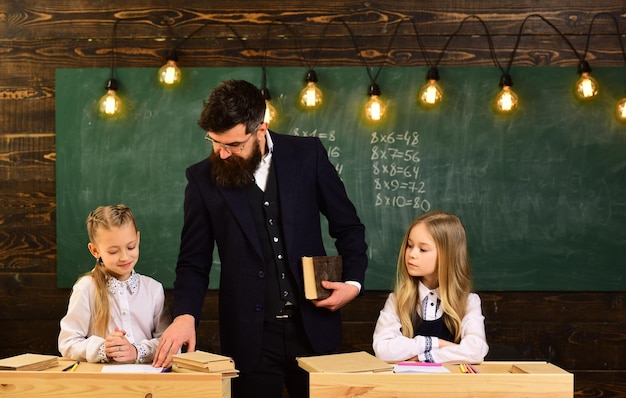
[58,271,171,363]
[372,281,488,363]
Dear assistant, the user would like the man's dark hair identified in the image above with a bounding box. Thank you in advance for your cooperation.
[198,79,265,134]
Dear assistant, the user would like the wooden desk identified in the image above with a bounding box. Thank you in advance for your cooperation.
[305,361,573,398]
[0,359,234,398]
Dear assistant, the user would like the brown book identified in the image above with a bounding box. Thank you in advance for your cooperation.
[0,353,59,371]
[297,351,393,373]
[302,255,342,300]
[172,350,235,373]
[171,363,239,376]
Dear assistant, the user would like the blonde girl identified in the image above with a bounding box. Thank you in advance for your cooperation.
[58,205,170,363]
[373,210,488,363]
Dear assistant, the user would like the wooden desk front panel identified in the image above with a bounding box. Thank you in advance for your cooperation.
[308,362,573,398]
[0,361,232,398]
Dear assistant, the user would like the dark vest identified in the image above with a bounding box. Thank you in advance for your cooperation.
[245,163,299,320]
[413,316,455,342]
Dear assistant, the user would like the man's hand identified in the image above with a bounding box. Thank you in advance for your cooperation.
[311,281,359,312]
[152,314,196,368]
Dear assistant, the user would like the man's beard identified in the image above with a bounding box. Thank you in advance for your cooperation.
[209,139,263,189]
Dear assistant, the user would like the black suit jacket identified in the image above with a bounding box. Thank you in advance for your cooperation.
[172,131,368,371]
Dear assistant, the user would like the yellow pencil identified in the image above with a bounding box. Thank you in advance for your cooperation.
[459,364,467,373]
[69,361,80,372]
[61,361,78,372]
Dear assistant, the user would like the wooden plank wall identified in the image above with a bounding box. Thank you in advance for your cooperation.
[0,1,624,396]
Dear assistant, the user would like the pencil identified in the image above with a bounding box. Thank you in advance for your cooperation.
[459,364,467,373]
[69,361,80,372]
[62,361,78,372]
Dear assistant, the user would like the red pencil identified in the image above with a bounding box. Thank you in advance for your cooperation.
[467,364,479,374]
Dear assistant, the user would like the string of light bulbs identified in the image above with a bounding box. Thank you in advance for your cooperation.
[98,18,123,118]
[282,21,332,111]
[520,14,600,102]
[158,20,247,87]
[158,20,182,87]
[409,17,443,108]
[342,18,405,123]
[581,13,626,120]
[97,12,626,123]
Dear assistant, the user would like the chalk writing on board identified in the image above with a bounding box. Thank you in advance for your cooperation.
[291,127,344,175]
[291,128,336,141]
[371,131,431,211]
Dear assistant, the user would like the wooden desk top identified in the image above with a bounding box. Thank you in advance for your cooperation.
[306,361,573,398]
[0,359,234,398]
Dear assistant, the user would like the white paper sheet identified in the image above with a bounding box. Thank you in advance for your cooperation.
[393,363,451,373]
[101,364,165,373]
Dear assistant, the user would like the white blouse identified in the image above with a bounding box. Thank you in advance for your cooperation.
[372,282,489,364]
[58,271,171,363]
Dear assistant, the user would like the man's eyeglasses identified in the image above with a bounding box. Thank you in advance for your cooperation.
[204,133,253,154]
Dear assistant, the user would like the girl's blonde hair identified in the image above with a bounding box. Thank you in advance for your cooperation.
[82,204,137,337]
[393,210,472,343]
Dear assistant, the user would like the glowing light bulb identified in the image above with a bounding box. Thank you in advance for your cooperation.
[574,73,599,100]
[418,67,443,107]
[495,86,518,113]
[365,97,384,121]
[574,61,598,101]
[364,84,386,122]
[615,96,626,122]
[159,59,181,86]
[299,70,323,109]
[419,81,443,106]
[261,87,277,125]
[494,74,518,114]
[99,79,121,117]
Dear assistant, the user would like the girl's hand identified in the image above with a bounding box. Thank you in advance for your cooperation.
[105,327,138,363]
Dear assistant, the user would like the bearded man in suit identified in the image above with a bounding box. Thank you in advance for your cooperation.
[153,79,368,398]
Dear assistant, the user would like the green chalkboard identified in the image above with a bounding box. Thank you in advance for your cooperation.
[56,66,626,291]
